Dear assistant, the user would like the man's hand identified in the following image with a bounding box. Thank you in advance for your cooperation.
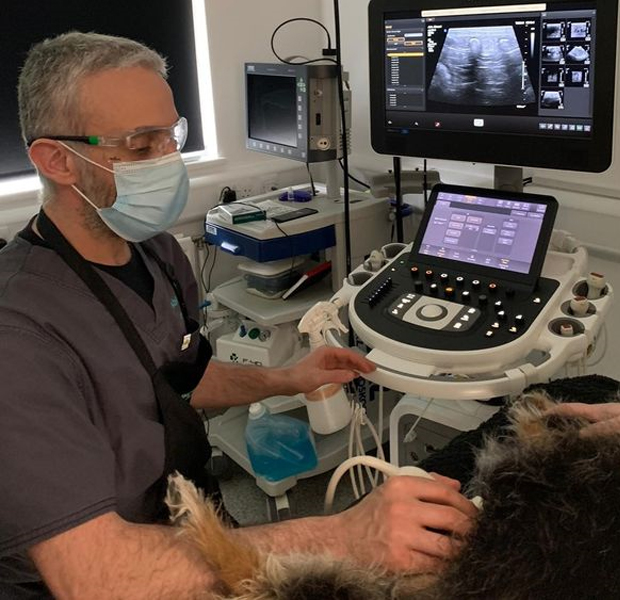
[334,474,478,573]
[549,402,620,436]
[283,346,376,395]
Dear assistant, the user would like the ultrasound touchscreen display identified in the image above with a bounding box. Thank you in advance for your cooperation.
[418,189,548,274]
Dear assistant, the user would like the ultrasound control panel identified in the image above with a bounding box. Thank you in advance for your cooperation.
[352,184,559,352]
[355,261,559,351]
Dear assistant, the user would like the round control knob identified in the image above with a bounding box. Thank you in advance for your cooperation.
[455,276,465,287]
[425,269,434,280]
[494,300,503,312]
[478,294,488,307]
[560,323,575,337]
[429,283,439,295]
[440,273,449,284]
[496,310,507,321]
[444,286,455,299]
[472,279,481,291]
[461,290,471,303]
[414,280,424,293]
[411,266,420,277]
[488,282,498,294]
[248,328,261,340]
[587,272,606,300]
[514,314,525,329]
[419,304,446,320]
[570,296,589,317]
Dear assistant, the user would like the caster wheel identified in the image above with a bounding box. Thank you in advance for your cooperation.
[266,493,293,522]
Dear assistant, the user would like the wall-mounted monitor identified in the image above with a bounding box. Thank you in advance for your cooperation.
[245,63,342,163]
[368,0,618,172]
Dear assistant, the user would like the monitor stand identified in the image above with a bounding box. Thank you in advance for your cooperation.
[494,165,524,193]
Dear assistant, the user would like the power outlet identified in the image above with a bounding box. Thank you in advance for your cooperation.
[233,181,256,199]
[260,178,280,194]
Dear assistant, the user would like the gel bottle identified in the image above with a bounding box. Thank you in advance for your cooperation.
[245,402,318,482]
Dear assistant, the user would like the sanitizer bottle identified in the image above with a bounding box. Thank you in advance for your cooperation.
[245,403,318,482]
[298,301,354,435]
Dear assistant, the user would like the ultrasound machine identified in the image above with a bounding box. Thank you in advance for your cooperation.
[311,0,618,467]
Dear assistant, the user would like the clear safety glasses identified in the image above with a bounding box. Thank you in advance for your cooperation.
[27,117,188,154]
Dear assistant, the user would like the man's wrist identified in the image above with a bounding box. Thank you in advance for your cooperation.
[231,513,349,559]
[263,365,299,397]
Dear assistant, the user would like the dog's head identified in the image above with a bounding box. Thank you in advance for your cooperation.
[438,392,620,600]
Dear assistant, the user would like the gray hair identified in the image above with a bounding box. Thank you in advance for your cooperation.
[18,31,168,143]
[18,31,168,198]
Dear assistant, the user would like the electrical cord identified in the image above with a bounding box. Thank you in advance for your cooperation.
[270,18,337,65]
[338,158,370,189]
[333,0,353,276]
[199,244,219,297]
[207,246,218,293]
[403,398,434,443]
[588,325,608,367]
[324,456,433,514]
[271,219,298,290]
[345,401,386,501]
[269,5,352,275]
[199,243,210,296]
[306,163,318,196]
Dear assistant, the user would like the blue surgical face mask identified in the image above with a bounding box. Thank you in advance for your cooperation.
[61,143,189,242]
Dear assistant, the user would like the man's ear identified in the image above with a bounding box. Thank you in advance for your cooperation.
[28,140,80,186]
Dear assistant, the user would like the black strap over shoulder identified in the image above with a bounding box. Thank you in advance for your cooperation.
[37,210,159,378]
[36,210,211,475]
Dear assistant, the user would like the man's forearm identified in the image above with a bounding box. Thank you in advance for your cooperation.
[31,514,219,600]
[191,359,294,409]
[230,513,348,560]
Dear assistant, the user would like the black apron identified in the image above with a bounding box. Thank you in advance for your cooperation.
[37,210,226,523]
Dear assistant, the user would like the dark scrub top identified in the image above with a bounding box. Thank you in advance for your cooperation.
[0,222,203,598]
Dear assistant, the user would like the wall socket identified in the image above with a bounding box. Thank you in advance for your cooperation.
[233,178,280,199]
[233,181,255,199]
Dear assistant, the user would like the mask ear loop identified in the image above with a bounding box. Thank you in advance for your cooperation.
[57,141,115,211]
[57,140,116,174]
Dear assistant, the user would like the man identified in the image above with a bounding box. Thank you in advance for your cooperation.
[0,32,476,599]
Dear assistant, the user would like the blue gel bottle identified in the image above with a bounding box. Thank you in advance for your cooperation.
[245,402,318,482]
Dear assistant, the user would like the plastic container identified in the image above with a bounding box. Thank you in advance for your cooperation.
[245,403,318,482]
[303,384,353,435]
[238,258,305,299]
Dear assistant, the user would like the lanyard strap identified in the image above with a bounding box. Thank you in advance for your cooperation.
[37,210,159,377]
[139,241,192,331]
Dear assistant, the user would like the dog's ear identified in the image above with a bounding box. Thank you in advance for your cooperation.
[166,473,261,595]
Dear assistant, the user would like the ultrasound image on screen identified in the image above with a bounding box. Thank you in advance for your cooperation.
[541,89,564,109]
[566,44,590,63]
[541,66,563,85]
[247,74,297,148]
[542,44,565,63]
[569,21,590,39]
[427,26,536,106]
[544,22,565,40]
[565,66,589,87]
